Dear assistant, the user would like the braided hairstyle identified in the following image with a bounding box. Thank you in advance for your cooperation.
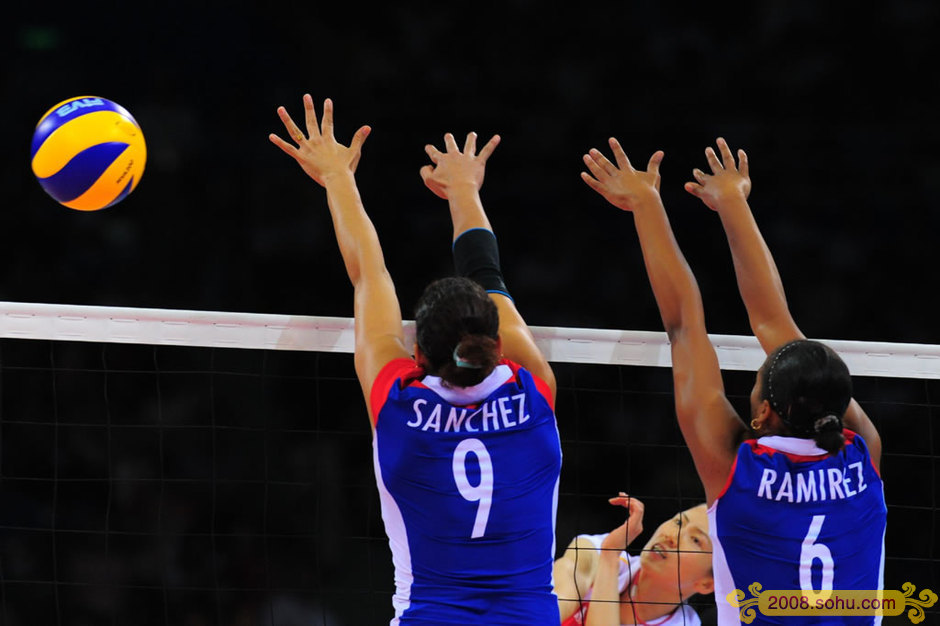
[761,339,852,454]
[414,277,500,388]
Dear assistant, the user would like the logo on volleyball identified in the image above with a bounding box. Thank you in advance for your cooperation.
[30,95,147,211]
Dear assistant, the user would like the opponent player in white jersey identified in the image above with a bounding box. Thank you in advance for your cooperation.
[580,137,885,626]
[270,97,561,624]
[554,495,712,626]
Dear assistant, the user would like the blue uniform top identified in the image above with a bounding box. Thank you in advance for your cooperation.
[370,357,562,625]
[709,431,886,625]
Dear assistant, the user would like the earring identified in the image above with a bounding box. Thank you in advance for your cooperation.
[750,419,760,431]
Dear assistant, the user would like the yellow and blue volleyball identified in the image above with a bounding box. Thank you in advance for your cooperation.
[31,96,146,211]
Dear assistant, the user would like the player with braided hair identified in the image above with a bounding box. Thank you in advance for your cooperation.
[581,136,885,625]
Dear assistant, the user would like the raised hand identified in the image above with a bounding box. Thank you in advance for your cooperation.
[684,137,751,211]
[600,493,645,552]
[581,137,664,212]
[420,132,500,200]
[269,95,371,187]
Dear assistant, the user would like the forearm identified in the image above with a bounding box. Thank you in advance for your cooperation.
[447,184,492,240]
[631,194,703,338]
[584,554,621,626]
[716,196,801,347]
[323,172,388,287]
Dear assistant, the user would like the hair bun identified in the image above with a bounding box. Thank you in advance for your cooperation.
[813,414,841,434]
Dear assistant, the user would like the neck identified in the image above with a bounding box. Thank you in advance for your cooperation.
[622,570,684,625]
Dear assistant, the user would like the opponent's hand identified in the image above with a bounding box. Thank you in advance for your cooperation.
[269,95,370,187]
[600,492,645,553]
[684,137,751,210]
[581,138,664,212]
[420,132,500,200]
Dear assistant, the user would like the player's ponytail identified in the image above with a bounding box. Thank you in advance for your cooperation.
[762,339,851,454]
[812,414,846,455]
[437,334,501,388]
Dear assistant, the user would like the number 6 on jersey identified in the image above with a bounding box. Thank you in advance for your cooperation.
[452,438,493,539]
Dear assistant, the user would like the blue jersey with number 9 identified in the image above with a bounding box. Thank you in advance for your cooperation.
[709,432,886,625]
[370,357,562,625]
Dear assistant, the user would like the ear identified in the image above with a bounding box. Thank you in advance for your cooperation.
[753,399,772,429]
[694,575,715,596]
[414,343,428,368]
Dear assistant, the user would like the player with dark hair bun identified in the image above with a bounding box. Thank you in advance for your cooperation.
[413,276,501,388]
[759,338,852,455]
[581,136,885,625]
[270,98,561,624]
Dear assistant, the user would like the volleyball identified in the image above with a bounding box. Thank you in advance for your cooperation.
[30,96,146,211]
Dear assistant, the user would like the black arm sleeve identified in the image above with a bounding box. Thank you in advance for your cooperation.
[452,228,511,300]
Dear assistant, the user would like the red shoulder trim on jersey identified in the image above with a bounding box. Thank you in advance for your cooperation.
[715,454,739,501]
[747,439,830,463]
[844,429,882,478]
[500,358,522,383]
[502,358,555,411]
[746,439,776,456]
[369,358,421,427]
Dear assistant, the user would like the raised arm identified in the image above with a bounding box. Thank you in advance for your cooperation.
[583,495,644,626]
[420,132,556,399]
[582,139,744,503]
[684,138,880,469]
[270,96,408,420]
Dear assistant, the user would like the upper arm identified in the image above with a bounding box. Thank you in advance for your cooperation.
[668,322,745,504]
[845,399,881,472]
[751,312,805,355]
[490,293,556,401]
[553,536,598,621]
[352,269,410,418]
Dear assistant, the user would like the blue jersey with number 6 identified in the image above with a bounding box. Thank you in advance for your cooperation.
[709,431,886,625]
[370,357,562,625]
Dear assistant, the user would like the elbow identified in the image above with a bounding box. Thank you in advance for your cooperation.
[664,323,683,344]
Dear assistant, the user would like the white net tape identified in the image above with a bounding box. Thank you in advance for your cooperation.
[2,301,938,379]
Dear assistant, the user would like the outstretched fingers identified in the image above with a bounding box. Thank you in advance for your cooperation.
[268,132,299,158]
[477,134,500,162]
[349,125,371,171]
[737,148,749,179]
[608,137,633,171]
[302,94,320,140]
[582,151,611,182]
[647,150,664,179]
[424,143,443,164]
[588,148,618,177]
[704,145,724,174]
[716,137,736,170]
[580,168,604,193]
[349,125,371,153]
[463,132,477,155]
[320,98,335,139]
[277,105,306,145]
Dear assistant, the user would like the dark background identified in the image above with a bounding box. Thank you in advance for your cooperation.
[4,2,939,343]
[1,2,938,625]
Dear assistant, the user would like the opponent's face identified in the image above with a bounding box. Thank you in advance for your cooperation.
[639,504,713,597]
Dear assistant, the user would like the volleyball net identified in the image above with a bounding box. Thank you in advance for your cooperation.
[0,301,936,625]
